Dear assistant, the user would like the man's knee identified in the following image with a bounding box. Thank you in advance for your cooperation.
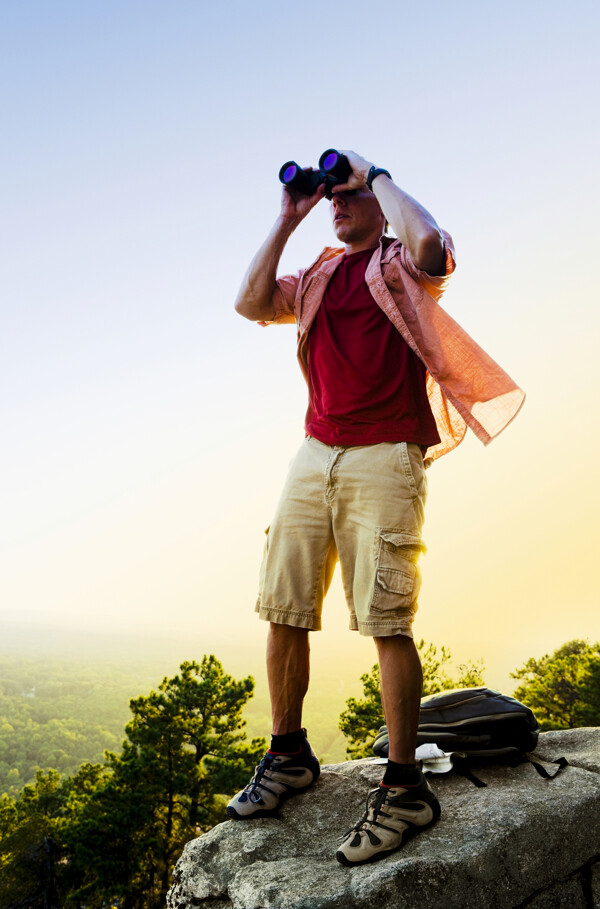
[375,632,419,654]
[268,622,310,658]
[269,622,310,639]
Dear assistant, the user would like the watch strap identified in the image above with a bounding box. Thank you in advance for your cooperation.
[366,166,392,192]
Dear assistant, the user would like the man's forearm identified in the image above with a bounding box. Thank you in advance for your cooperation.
[371,175,445,276]
[234,216,300,321]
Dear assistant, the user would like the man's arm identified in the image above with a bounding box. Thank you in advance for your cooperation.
[234,180,326,322]
[332,150,446,277]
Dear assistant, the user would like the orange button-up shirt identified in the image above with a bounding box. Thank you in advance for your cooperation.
[265,232,524,460]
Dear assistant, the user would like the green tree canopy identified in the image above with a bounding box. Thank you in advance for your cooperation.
[0,657,151,798]
[511,639,600,730]
[339,640,485,758]
[0,770,66,909]
[0,656,266,909]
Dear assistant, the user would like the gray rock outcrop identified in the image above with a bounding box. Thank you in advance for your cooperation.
[167,728,600,909]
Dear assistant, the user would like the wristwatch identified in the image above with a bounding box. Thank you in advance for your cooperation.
[366,166,392,192]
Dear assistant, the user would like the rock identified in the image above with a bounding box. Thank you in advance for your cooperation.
[592,861,600,908]
[167,729,600,909]
[525,878,588,909]
[535,727,600,774]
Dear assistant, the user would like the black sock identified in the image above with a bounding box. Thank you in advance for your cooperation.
[382,760,420,787]
[269,729,305,754]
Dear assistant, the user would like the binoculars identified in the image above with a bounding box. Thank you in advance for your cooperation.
[279,149,352,199]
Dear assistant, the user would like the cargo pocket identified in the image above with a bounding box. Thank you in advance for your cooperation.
[370,530,425,615]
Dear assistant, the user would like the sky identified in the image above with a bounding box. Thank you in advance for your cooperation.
[1,0,599,697]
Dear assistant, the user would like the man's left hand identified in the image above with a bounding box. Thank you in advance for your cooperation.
[330,150,374,193]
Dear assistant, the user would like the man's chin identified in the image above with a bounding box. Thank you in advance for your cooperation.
[333,223,354,242]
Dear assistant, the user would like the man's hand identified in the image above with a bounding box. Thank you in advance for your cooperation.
[331,149,445,275]
[234,173,325,322]
[280,172,326,225]
[330,150,374,194]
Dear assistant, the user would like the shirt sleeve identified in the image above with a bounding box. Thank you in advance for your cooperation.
[390,230,456,303]
[262,271,301,326]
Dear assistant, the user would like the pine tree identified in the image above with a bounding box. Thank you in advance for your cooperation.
[0,770,67,909]
[1,656,266,909]
[511,639,600,730]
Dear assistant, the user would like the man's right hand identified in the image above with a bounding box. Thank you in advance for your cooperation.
[234,172,325,322]
[280,172,326,226]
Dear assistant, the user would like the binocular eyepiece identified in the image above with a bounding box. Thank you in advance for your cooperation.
[279,149,352,200]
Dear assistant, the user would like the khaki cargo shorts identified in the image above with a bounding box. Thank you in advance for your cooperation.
[255,437,428,638]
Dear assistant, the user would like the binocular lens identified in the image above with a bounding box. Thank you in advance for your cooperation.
[318,148,352,189]
[279,162,322,197]
[281,163,298,184]
[321,152,339,172]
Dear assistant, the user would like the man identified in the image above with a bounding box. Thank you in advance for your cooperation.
[227,150,524,866]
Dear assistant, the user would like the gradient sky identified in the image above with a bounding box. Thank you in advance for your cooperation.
[1,1,598,692]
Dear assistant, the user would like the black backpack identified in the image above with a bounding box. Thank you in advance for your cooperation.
[372,687,567,787]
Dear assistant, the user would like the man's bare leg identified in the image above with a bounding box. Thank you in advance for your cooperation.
[375,633,423,763]
[337,635,439,866]
[267,622,310,734]
[226,622,318,819]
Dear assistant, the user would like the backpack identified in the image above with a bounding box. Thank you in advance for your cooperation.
[372,687,567,787]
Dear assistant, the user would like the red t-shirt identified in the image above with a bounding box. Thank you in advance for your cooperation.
[305,247,441,448]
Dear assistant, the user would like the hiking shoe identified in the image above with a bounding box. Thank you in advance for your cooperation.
[226,739,320,819]
[336,770,440,866]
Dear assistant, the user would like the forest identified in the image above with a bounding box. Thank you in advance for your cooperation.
[0,659,158,799]
[0,640,598,908]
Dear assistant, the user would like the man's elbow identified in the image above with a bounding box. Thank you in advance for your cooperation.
[234,294,275,322]
[234,296,250,318]
[413,230,446,276]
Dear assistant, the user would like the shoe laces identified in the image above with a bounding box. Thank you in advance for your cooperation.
[338,786,388,842]
[245,752,277,799]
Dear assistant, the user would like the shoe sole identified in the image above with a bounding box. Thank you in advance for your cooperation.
[226,776,318,821]
[335,802,441,867]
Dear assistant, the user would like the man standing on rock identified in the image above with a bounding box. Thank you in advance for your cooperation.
[227,149,523,865]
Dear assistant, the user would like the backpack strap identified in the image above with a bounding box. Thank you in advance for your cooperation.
[451,756,487,788]
[525,755,569,779]
[448,754,568,788]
